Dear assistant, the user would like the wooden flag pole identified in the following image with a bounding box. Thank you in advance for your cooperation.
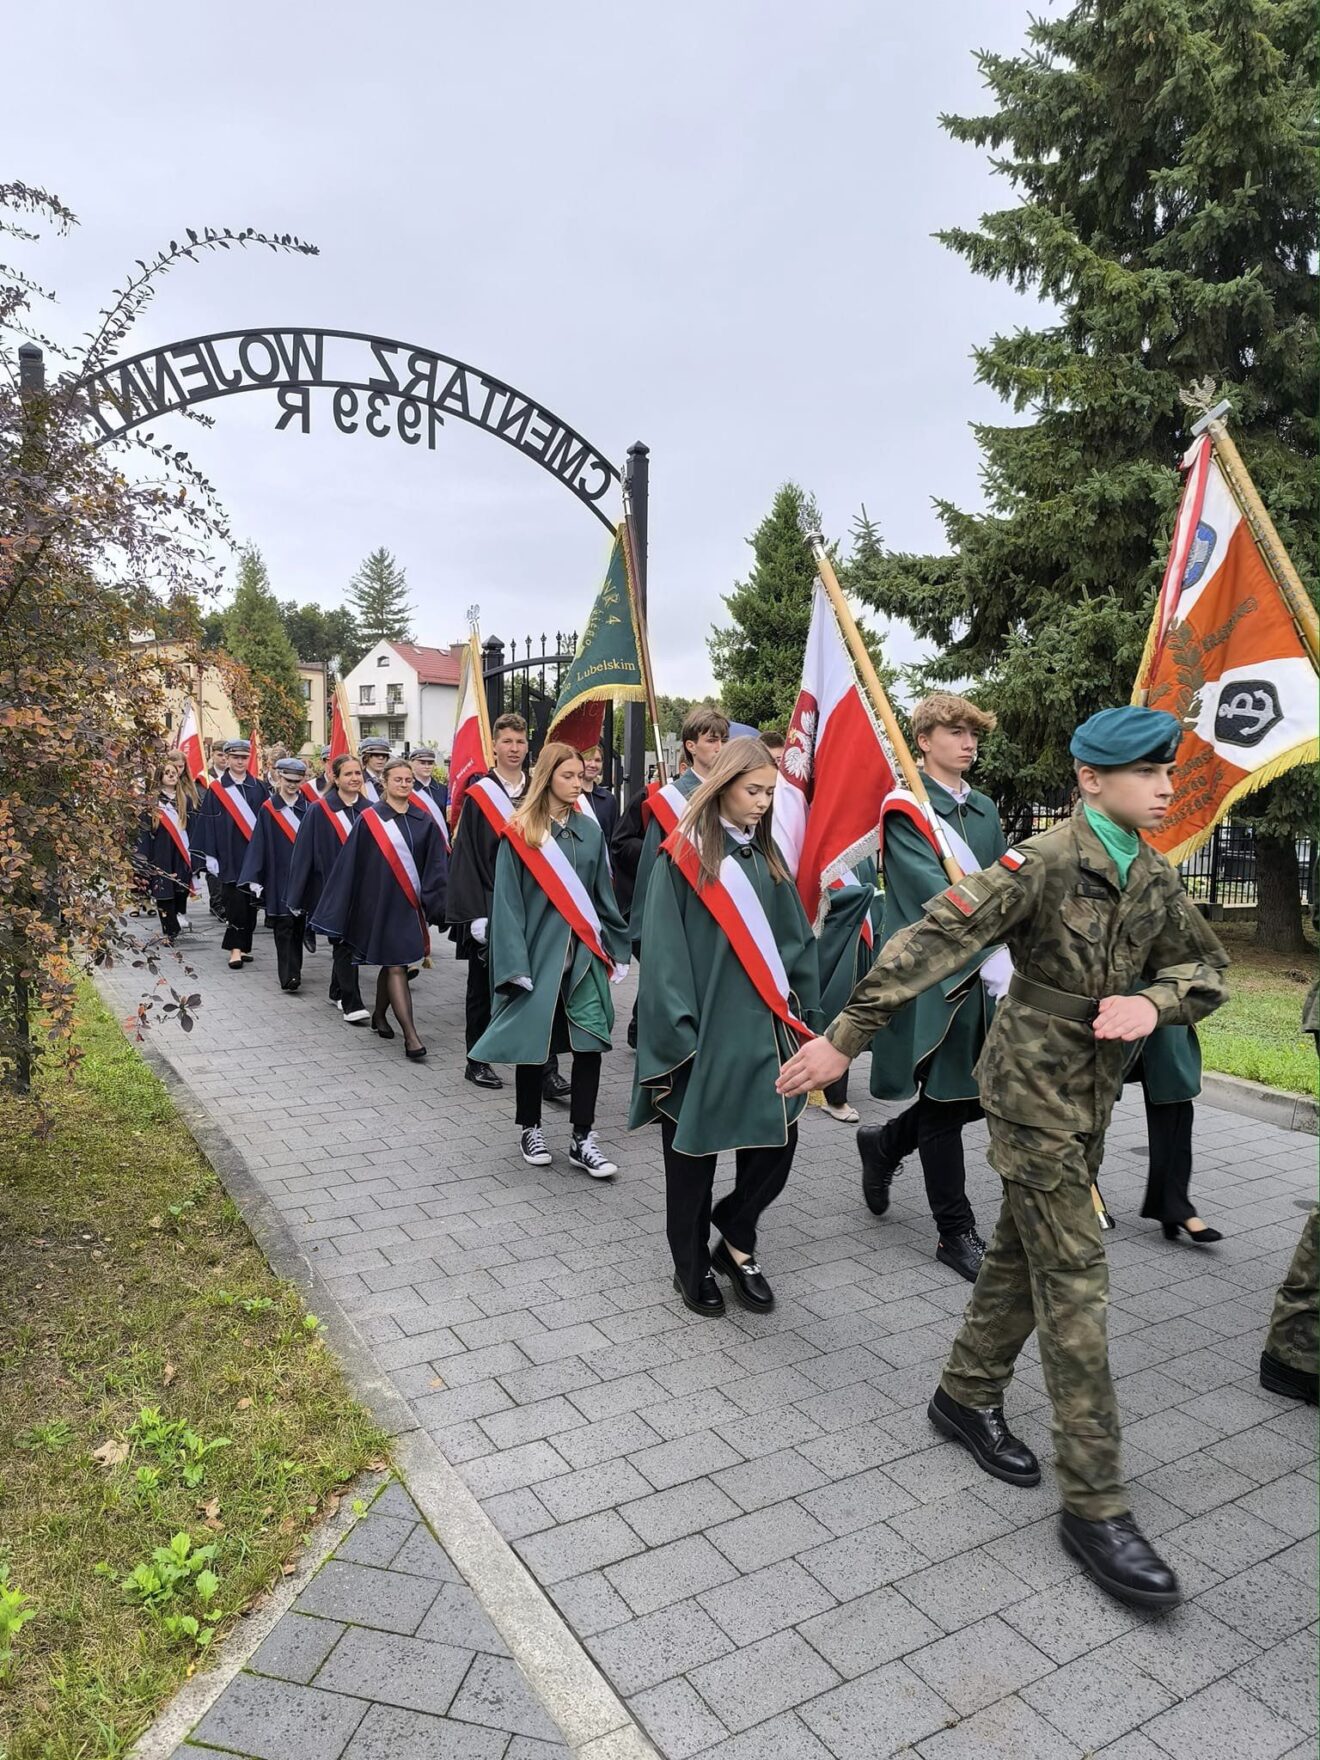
[622,513,668,785]
[807,533,962,885]
[1190,403,1320,671]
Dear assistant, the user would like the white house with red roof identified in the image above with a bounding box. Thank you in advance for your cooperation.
[340,638,465,758]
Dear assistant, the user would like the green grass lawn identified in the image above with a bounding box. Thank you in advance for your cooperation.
[1199,923,1319,1096]
[0,991,386,1760]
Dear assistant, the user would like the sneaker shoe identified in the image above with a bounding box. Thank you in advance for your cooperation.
[569,1131,617,1179]
[520,1128,553,1167]
[342,1006,370,1025]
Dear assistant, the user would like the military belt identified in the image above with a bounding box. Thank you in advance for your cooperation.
[1008,972,1099,1024]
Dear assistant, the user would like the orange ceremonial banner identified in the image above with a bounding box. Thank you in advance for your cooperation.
[1134,432,1318,864]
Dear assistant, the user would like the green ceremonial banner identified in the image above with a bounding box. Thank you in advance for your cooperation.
[547,523,647,751]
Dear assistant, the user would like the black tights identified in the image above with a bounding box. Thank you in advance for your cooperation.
[375,966,422,1053]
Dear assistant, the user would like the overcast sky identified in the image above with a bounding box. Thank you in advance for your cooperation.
[14,0,1043,695]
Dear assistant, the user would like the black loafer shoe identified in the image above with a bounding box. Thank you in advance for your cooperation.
[937,1229,986,1283]
[927,1387,1040,1486]
[1059,1511,1181,1609]
[465,1060,503,1090]
[674,1272,725,1317]
[1260,1350,1319,1404]
[542,1071,572,1105]
[711,1239,774,1311]
[857,1124,900,1216]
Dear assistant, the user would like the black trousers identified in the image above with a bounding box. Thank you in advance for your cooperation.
[271,915,306,990]
[1139,1088,1195,1226]
[221,883,257,953]
[824,1072,850,1107]
[873,1091,980,1237]
[155,884,190,940]
[515,1054,599,1133]
[205,870,225,918]
[661,1115,797,1294]
[465,953,491,1053]
[331,940,363,1013]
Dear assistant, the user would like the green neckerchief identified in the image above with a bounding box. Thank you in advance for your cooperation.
[1084,804,1140,889]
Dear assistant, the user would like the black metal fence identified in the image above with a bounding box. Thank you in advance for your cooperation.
[1003,790,1314,910]
[480,632,621,791]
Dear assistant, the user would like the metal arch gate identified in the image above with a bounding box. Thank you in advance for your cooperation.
[479,630,621,793]
[30,325,652,791]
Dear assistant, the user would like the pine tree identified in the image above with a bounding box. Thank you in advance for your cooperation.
[850,0,1317,948]
[709,485,823,727]
[346,547,415,648]
[223,547,305,748]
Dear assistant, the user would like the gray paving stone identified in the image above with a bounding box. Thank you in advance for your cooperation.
[461,1440,571,1499]
[547,1569,633,1637]
[798,1583,942,1677]
[294,1560,442,1635]
[915,1691,1083,1760]
[1019,1648,1176,1747]
[1273,1535,1319,1587]
[1141,1677,1306,1760]
[1232,1626,1319,1738]
[691,1709,834,1760]
[894,1548,1034,1633]
[906,1612,1055,1714]
[799,1521,930,1599]
[689,1628,841,1734]
[534,1457,653,1523]
[1237,1470,1320,1539]
[587,1600,734,1696]
[888,1488,1016,1563]
[698,1558,837,1646]
[1109,1603,1260,1695]
[514,1509,644,1583]
[630,1429,745,1492]
[1136,1452,1260,1517]
[706,1498,834,1572]
[248,1612,346,1685]
[447,1652,564,1742]
[1000,1572,1143,1664]
[630,1676,731,1759]
[415,1581,510,1656]
[555,1410,666,1470]
[621,1477,744,1547]
[797,1657,954,1758]
[1164,1503,1294,1574]
[391,1524,464,1581]
[341,1700,517,1758]
[191,1671,368,1760]
[1196,1558,1320,1645]
[604,1534,738,1616]
[316,1625,474,1716]
[333,1514,417,1568]
[796,1466,917,1536]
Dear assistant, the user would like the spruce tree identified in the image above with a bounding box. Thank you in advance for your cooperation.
[346,547,415,647]
[709,484,823,728]
[849,0,1316,947]
[223,547,305,748]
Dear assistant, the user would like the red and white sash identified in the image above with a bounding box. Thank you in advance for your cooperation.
[213,778,259,841]
[502,824,613,970]
[299,779,319,804]
[465,775,516,837]
[640,779,689,836]
[362,808,430,951]
[264,798,302,845]
[410,784,452,850]
[663,833,814,1041]
[362,775,382,803]
[828,872,875,948]
[156,798,191,868]
[317,793,354,844]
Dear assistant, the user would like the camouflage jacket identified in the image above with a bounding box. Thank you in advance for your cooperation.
[827,805,1229,1131]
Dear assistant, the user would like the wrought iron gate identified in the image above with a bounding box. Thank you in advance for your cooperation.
[481,632,621,790]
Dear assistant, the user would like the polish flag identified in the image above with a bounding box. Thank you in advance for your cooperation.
[328,677,352,764]
[448,635,493,830]
[774,583,897,929]
[178,702,208,790]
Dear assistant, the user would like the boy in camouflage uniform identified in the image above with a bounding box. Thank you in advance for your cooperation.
[779,706,1229,1608]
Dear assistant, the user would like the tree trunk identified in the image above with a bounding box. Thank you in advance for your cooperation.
[0,955,33,1095]
[1254,832,1308,953]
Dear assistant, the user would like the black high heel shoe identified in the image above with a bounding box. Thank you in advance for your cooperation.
[405,1043,427,1062]
[1162,1220,1223,1244]
[370,1010,395,1039]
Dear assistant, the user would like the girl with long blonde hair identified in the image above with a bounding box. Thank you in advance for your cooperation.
[472,743,630,1178]
[134,750,198,941]
[629,736,821,1316]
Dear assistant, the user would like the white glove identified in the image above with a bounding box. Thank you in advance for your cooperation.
[513,975,533,992]
[204,856,219,877]
[470,917,488,945]
[610,963,630,985]
[980,945,1013,1001]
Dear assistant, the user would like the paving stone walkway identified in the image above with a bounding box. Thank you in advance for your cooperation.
[108,918,1319,1760]
[170,1480,567,1759]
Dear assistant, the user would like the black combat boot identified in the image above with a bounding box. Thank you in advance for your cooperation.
[927,1387,1040,1486]
[857,1124,901,1216]
[1059,1512,1180,1609]
[1260,1351,1319,1404]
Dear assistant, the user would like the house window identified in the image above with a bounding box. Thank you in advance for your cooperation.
[301,678,312,700]
[387,718,406,741]
[359,719,380,738]
[303,720,312,744]
[376,654,390,667]
[386,684,403,707]
[359,685,375,705]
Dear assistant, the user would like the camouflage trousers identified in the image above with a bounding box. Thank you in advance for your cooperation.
[940,1114,1125,1520]
[1264,1206,1319,1372]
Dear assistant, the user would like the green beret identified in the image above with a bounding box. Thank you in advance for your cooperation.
[1070,706,1181,767]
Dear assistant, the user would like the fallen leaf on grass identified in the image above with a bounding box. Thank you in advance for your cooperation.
[91,1439,129,1468]
[323,1492,340,1518]
[147,1216,163,1231]
[162,1363,177,1386]
[367,1458,390,1473]
[235,1397,252,1411]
